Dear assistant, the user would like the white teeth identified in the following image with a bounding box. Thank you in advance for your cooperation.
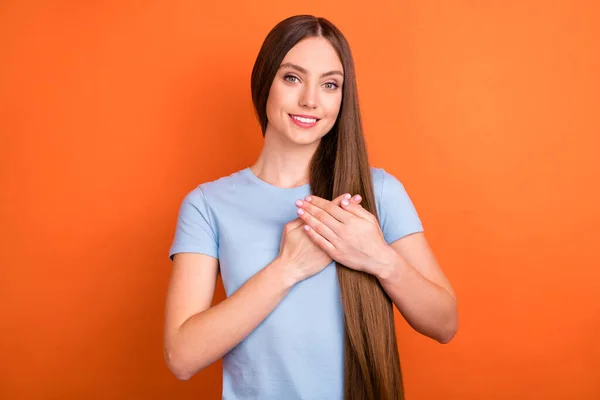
[292,115,317,123]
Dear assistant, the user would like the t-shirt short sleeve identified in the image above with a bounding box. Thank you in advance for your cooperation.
[378,168,424,244]
[168,186,219,260]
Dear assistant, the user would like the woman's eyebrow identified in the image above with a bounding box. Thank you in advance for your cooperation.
[279,62,344,78]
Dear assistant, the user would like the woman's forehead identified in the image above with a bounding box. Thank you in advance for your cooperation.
[281,37,343,74]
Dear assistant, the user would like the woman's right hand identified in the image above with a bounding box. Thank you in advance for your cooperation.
[276,193,362,284]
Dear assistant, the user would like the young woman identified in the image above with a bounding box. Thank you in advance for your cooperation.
[163,15,457,400]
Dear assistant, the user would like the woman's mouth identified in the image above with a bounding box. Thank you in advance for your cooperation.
[289,114,319,128]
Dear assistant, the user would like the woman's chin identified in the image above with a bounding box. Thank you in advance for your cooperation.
[287,133,323,146]
[265,125,326,147]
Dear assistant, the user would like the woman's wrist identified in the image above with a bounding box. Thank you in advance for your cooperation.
[372,245,404,282]
[268,257,300,290]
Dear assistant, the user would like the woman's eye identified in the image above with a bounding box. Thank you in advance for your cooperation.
[284,75,338,90]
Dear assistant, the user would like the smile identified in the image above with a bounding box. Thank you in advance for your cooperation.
[289,114,320,128]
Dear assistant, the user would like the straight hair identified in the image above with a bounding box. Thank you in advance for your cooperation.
[250,15,404,400]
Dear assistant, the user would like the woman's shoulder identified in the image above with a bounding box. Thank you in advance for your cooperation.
[369,166,395,193]
[369,166,384,180]
[185,167,248,194]
[174,168,248,212]
[369,165,416,207]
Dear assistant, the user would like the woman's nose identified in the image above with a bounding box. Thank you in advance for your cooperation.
[299,87,318,109]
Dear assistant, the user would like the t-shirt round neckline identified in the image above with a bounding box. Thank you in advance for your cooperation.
[242,167,311,193]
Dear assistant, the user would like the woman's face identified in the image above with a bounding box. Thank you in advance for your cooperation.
[265,36,344,146]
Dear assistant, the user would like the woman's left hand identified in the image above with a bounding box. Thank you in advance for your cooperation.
[295,194,397,276]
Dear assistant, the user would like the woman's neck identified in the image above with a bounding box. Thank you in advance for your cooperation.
[250,147,318,188]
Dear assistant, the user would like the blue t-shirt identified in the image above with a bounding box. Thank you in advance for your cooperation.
[169,166,424,400]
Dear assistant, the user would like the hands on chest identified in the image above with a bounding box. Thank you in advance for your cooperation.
[276,192,396,284]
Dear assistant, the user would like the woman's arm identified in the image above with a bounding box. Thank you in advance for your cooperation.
[164,196,354,380]
[163,253,295,380]
[294,195,458,344]
[374,232,458,344]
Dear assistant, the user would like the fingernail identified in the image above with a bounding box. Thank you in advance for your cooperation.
[343,193,351,200]
[353,195,361,202]
[341,199,349,206]
[295,200,303,207]
[304,195,312,202]
[297,208,305,215]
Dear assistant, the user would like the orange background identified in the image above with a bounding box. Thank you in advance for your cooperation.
[1,1,599,399]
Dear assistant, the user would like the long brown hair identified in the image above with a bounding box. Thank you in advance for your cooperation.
[251,15,404,400]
